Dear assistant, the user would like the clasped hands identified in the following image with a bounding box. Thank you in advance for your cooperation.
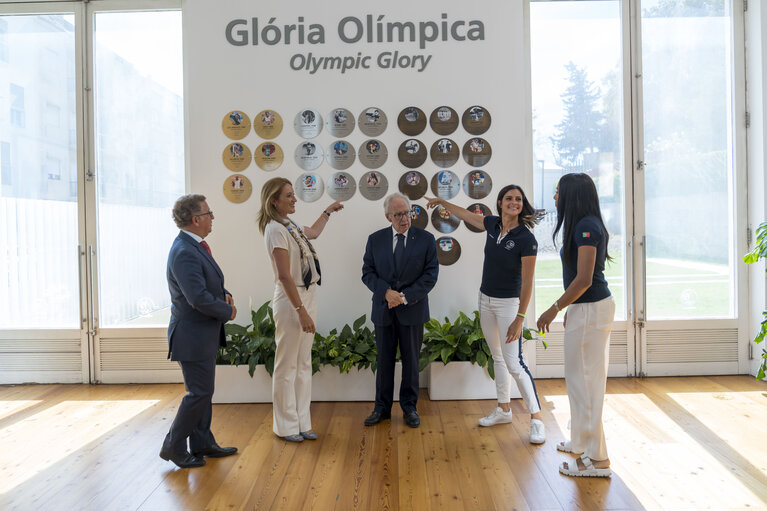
[226,294,237,321]
[385,288,406,309]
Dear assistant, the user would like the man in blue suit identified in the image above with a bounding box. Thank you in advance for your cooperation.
[362,192,438,428]
[160,194,238,468]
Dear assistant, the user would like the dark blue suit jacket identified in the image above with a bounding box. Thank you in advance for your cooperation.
[362,226,438,326]
[166,231,233,362]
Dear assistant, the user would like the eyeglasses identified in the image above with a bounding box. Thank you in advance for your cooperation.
[196,210,214,218]
[390,211,410,220]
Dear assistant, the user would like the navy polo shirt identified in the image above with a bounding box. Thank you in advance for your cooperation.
[479,215,538,298]
[561,215,611,304]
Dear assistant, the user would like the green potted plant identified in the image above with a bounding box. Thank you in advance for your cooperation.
[743,221,767,380]
[213,301,275,403]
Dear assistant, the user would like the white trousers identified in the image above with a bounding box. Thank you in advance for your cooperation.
[478,292,541,414]
[272,285,316,437]
[564,296,615,460]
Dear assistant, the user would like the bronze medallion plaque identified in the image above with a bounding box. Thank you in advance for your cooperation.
[398,139,427,168]
[409,204,428,229]
[326,172,356,201]
[359,171,389,201]
[358,107,388,136]
[436,236,461,265]
[462,105,491,135]
[398,171,427,200]
[462,170,493,199]
[294,108,323,138]
[326,140,356,170]
[430,170,460,200]
[465,203,492,233]
[254,109,283,139]
[222,110,250,140]
[326,108,355,137]
[294,173,324,203]
[397,106,426,136]
[254,142,284,171]
[223,174,252,203]
[431,204,461,233]
[462,137,492,167]
[359,139,388,169]
[222,142,251,172]
[430,138,459,168]
[429,106,459,135]
[294,141,323,170]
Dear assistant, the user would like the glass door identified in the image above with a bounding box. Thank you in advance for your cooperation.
[0,4,88,384]
[633,0,748,375]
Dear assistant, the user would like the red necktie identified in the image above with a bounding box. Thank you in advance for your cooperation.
[200,240,212,257]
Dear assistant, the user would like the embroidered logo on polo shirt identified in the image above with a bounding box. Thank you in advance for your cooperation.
[582,232,591,238]
[504,240,515,250]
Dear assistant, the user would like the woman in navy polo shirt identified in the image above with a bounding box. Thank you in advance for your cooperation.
[536,173,615,478]
[426,185,545,444]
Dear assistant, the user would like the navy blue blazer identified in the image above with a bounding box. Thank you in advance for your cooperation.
[362,226,438,326]
[166,231,233,362]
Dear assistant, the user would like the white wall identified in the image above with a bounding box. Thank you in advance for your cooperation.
[183,0,531,331]
[746,1,767,377]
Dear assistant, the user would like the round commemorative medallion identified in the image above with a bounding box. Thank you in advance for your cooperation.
[294,108,323,138]
[397,106,427,136]
[359,171,389,201]
[430,170,460,200]
[398,171,427,200]
[359,139,388,169]
[462,105,491,135]
[462,137,492,167]
[436,236,461,265]
[223,174,252,204]
[431,204,461,233]
[462,170,493,199]
[222,110,251,140]
[254,142,284,172]
[326,108,355,137]
[326,140,356,170]
[398,138,427,169]
[294,141,324,171]
[222,142,251,172]
[358,107,388,137]
[429,106,459,135]
[294,173,324,203]
[409,203,428,229]
[326,172,356,201]
[254,109,283,139]
[430,138,459,168]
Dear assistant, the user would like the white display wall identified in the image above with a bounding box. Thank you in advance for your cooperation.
[183,0,532,331]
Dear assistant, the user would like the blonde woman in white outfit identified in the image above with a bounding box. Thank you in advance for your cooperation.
[537,173,615,478]
[257,177,343,443]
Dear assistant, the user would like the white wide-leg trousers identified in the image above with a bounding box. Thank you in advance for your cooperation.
[564,296,615,460]
[272,285,316,437]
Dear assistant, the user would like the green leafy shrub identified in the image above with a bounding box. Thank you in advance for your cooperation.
[312,314,378,374]
[216,301,276,376]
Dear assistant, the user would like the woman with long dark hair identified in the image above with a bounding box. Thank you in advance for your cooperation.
[426,184,545,444]
[536,172,615,477]
[257,177,343,443]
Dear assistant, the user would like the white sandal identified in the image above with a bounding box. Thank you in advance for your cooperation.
[559,456,611,478]
[556,441,582,454]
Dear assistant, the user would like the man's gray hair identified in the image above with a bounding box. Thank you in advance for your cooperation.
[172,194,206,228]
[383,192,411,214]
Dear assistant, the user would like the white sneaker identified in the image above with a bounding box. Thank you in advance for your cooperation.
[478,407,513,427]
[529,418,546,444]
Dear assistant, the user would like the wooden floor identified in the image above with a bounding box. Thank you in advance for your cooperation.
[1,376,766,510]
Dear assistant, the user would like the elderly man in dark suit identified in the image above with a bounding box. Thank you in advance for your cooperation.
[160,194,238,468]
[362,192,439,428]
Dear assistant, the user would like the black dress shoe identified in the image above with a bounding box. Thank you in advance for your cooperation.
[364,410,391,426]
[192,444,238,458]
[404,410,420,428]
[159,448,206,468]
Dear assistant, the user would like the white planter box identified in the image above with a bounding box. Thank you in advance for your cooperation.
[213,364,272,403]
[428,361,521,400]
[311,363,402,402]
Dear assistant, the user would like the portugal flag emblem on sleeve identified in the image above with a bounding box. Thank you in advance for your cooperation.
[582,232,591,238]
